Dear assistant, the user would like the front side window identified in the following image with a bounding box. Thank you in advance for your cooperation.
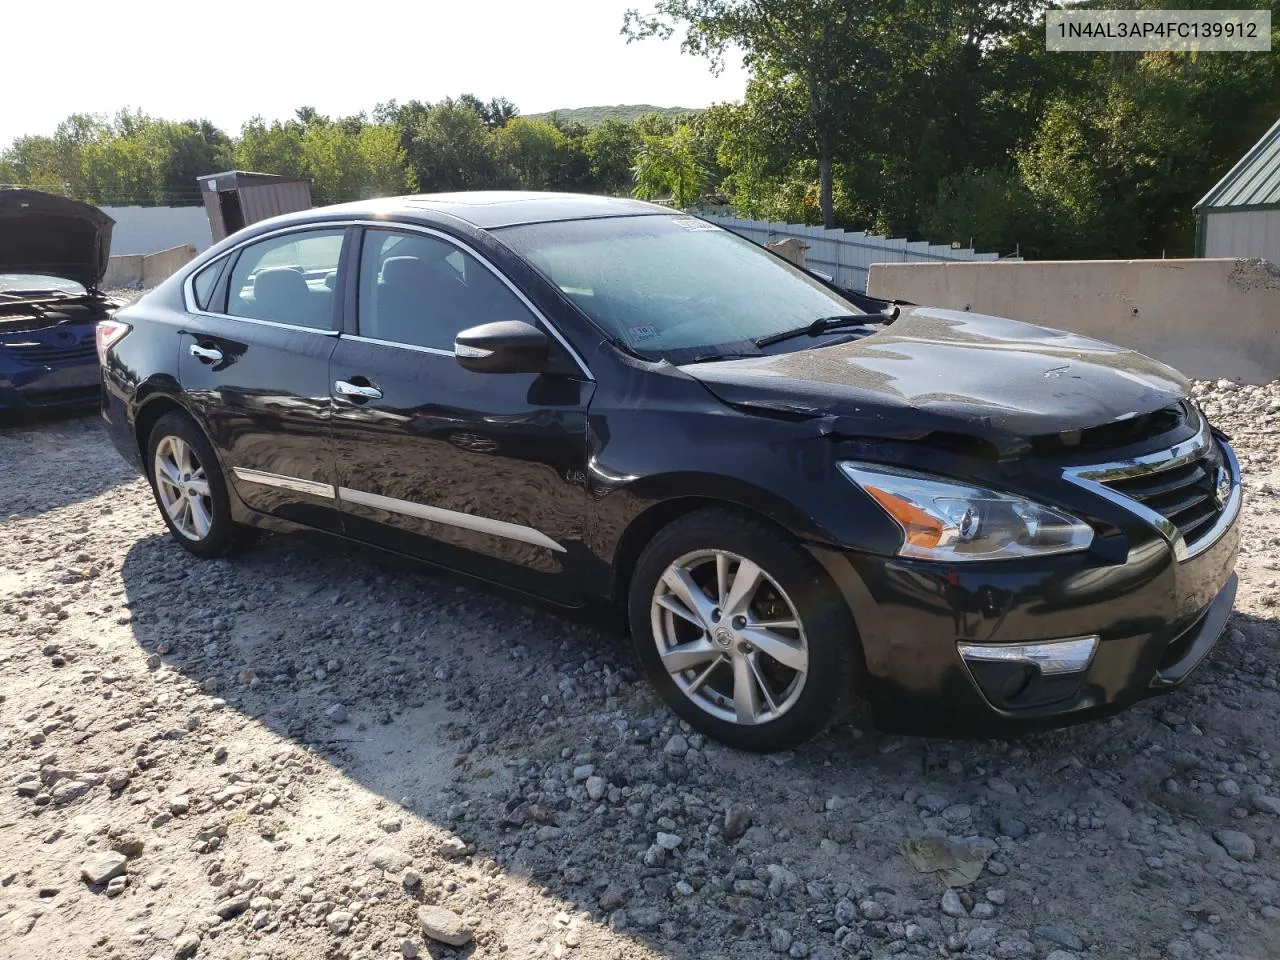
[496,215,862,358]
[357,230,534,351]
[226,229,344,329]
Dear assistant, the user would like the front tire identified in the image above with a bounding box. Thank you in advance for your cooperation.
[628,508,857,752]
[146,411,252,558]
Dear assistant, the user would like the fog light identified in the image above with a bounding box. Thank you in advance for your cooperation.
[959,636,1099,710]
[957,636,1099,676]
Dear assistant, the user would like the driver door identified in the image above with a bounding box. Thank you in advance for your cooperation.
[329,226,594,600]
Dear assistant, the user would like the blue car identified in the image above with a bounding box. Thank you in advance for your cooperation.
[0,190,122,415]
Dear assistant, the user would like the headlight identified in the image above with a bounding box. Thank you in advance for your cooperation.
[838,463,1093,561]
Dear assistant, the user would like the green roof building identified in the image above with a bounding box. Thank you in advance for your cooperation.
[1194,116,1280,264]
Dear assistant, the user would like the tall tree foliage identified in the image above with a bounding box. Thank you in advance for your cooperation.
[396,98,498,192]
[491,118,568,189]
[633,125,707,207]
[623,0,907,227]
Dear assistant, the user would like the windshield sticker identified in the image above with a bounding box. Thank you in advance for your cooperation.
[670,216,721,232]
[626,323,659,343]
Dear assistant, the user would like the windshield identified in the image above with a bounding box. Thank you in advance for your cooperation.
[496,215,863,357]
[0,274,86,295]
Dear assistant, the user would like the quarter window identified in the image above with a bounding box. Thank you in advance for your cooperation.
[191,257,227,311]
[226,230,345,330]
[357,230,534,351]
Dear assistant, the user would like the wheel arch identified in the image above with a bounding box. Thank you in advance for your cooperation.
[618,491,870,748]
[606,476,837,607]
[132,391,232,496]
[133,392,195,464]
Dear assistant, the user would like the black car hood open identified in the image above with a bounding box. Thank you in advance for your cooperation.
[680,307,1190,448]
[0,190,114,291]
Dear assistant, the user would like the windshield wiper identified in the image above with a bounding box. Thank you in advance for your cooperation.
[687,352,757,364]
[752,306,900,348]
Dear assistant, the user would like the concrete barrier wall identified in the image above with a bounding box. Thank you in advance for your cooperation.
[867,257,1280,384]
[141,244,197,287]
[101,205,213,256]
[102,255,143,289]
[103,244,196,290]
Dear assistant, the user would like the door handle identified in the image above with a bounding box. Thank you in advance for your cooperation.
[334,379,383,400]
[190,343,224,363]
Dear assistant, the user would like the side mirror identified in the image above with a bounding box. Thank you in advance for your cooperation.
[454,320,550,374]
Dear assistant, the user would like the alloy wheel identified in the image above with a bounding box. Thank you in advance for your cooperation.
[153,435,213,541]
[650,549,809,725]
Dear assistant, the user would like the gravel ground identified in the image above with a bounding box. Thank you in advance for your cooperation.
[1,379,1278,960]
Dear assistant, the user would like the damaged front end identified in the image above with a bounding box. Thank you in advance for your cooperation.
[0,289,122,416]
[0,190,119,414]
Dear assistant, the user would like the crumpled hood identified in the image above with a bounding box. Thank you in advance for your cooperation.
[680,307,1190,445]
[0,190,114,291]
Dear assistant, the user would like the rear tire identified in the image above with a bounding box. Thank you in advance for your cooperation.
[628,508,857,752]
[146,411,254,558]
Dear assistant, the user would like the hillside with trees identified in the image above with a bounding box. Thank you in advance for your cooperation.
[526,105,695,125]
[2,2,1277,260]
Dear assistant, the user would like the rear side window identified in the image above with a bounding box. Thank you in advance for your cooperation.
[191,258,227,311]
[357,230,534,351]
[226,230,345,330]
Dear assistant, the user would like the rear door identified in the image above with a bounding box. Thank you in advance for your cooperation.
[179,226,348,531]
[329,225,594,600]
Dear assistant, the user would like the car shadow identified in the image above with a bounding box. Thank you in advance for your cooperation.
[0,411,137,518]
[118,528,1280,959]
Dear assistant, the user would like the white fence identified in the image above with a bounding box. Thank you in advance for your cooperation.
[101,205,213,257]
[697,213,1006,292]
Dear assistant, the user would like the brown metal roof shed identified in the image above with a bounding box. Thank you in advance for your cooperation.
[197,170,313,242]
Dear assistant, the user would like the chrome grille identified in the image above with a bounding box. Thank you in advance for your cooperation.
[1100,444,1225,544]
[1063,414,1240,561]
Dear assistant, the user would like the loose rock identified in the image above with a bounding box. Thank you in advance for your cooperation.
[417,904,473,946]
[1213,829,1257,861]
[80,852,127,886]
[724,802,753,839]
[940,889,967,918]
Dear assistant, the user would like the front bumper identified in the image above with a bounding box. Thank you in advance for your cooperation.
[0,358,100,414]
[820,451,1242,738]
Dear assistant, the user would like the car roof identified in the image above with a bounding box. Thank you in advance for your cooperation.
[321,191,671,230]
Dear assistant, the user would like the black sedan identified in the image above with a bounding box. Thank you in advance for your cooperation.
[100,192,1240,751]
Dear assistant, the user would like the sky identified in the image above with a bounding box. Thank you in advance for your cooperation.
[3,0,748,149]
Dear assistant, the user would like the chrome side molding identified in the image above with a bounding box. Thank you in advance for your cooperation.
[339,487,566,553]
[229,468,568,553]
[231,467,335,499]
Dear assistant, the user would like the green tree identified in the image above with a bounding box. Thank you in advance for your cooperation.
[633,126,706,207]
[624,0,901,227]
[459,94,519,128]
[921,167,1044,256]
[1017,54,1215,257]
[157,120,232,201]
[584,119,640,194]
[359,123,413,195]
[81,123,167,204]
[0,135,66,191]
[492,117,567,189]
[398,98,496,192]
[300,121,367,204]
[235,117,306,178]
